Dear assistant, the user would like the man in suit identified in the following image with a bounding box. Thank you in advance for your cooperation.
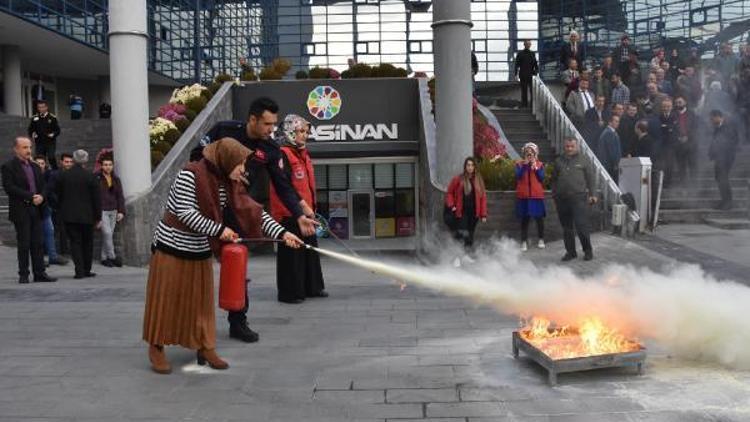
[618,103,640,157]
[57,149,101,279]
[560,30,584,70]
[1,137,57,283]
[566,78,595,129]
[27,100,61,170]
[708,110,740,210]
[590,67,611,103]
[596,115,622,184]
[630,119,653,158]
[514,39,539,108]
[612,35,636,81]
[651,98,678,187]
[673,96,699,182]
[583,95,610,152]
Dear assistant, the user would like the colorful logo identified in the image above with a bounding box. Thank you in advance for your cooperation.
[307,86,342,120]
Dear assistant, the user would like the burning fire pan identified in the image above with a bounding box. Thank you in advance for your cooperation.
[512,331,646,386]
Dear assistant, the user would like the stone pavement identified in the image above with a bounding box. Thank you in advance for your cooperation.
[0,233,749,422]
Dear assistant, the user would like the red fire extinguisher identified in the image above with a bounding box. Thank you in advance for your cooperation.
[219,243,247,311]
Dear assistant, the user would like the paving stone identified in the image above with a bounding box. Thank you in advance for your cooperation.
[315,390,385,404]
[427,402,506,418]
[386,388,458,403]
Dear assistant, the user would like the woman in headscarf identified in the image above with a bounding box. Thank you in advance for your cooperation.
[445,157,487,252]
[515,142,546,251]
[270,114,327,304]
[143,138,303,374]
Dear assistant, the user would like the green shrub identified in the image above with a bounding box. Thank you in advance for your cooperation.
[151,150,165,169]
[208,81,223,95]
[214,73,233,83]
[240,70,256,81]
[343,63,374,79]
[259,67,283,80]
[478,158,517,191]
[295,70,309,79]
[163,128,181,146]
[174,117,190,133]
[183,108,197,122]
[201,88,212,102]
[308,66,330,79]
[185,95,208,113]
[154,140,172,156]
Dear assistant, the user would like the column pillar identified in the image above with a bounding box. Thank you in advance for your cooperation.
[2,45,23,116]
[109,0,151,197]
[432,0,473,186]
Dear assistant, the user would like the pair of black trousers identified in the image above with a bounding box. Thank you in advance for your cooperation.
[520,77,533,108]
[13,214,45,277]
[715,160,735,204]
[555,195,592,256]
[53,212,69,255]
[276,217,325,302]
[520,217,544,242]
[452,217,478,250]
[675,142,697,181]
[65,223,94,276]
[35,139,57,170]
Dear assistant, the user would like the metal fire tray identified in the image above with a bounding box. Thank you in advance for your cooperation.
[512,331,646,386]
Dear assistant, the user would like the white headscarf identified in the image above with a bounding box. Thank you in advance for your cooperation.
[278,114,311,148]
[522,142,539,157]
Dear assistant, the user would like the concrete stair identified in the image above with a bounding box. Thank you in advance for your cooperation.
[491,108,556,162]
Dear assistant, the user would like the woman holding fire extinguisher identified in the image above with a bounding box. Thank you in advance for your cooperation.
[143,138,303,375]
[270,114,327,304]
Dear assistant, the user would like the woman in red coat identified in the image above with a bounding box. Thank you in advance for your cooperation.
[515,142,546,252]
[445,157,487,250]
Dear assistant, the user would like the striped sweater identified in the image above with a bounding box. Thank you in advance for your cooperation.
[152,170,286,259]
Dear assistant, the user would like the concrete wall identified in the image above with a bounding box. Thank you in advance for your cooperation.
[119,82,235,265]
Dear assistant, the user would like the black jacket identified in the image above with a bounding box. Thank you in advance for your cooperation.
[194,120,303,218]
[1,157,45,223]
[630,134,653,158]
[514,49,538,79]
[27,113,60,143]
[709,121,740,165]
[560,42,584,68]
[56,164,101,225]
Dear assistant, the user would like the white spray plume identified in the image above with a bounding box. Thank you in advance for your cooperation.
[314,238,750,369]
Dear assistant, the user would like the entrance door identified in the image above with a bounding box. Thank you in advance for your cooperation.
[348,190,374,239]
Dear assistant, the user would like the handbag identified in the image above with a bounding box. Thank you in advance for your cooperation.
[443,206,458,231]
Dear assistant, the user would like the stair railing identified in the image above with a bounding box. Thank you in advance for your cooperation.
[531,76,634,225]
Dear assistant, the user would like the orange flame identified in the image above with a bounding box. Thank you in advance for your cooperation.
[519,316,641,360]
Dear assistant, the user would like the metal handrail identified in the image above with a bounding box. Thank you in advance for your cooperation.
[531,76,626,220]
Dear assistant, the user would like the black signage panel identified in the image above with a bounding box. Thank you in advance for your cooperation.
[232,79,420,147]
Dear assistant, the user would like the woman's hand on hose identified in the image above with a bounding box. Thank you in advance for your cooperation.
[282,232,304,249]
[220,227,238,242]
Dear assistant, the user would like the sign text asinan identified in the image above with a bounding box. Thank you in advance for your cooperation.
[309,123,399,141]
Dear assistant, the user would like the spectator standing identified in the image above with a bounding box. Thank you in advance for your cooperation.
[660,61,675,84]
[652,98,678,187]
[596,115,623,183]
[27,100,60,170]
[68,95,84,120]
[630,120,654,158]
[675,66,703,107]
[95,153,126,267]
[704,81,736,120]
[625,51,643,96]
[566,78,595,129]
[99,103,112,119]
[57,149,101,279]
[667,49,682,79]
[612,35,636,81]
[1,137,57,283]
[655,68,674,96]
[471,51,479,94]
[619,103,640,157]
[708,110,740,210]
[514,40,539,108]
[560,31,584,70]
[33,155,67,266]
[601,54,615,80]
[515,143,546,252]
[610,73,630,106]
[673,96,698,182]
[445,157,487,252]
[561,59,580,102]
[55,153,74,256]
[649,49,665,71]
[713,43,739,89]
[583,95,610,151]
[270,115,327,304]
[551,138,597,261]
[590,67,611,103]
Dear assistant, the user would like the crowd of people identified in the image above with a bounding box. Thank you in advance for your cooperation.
[557,33,748,210]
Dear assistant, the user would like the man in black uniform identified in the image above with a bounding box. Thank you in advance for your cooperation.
[28,100,61,170]
[514,39,539,108]
[197,97,318,343]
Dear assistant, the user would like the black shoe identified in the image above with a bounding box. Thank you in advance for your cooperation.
[34,273,57,282]
[18,275,29,284]
[309,290,329,298]
[101,259,113,267]
[561,253,577,262]
[584,252,594,261]
[229,323,259,343]
[49,257,68,266]
[112,258,123,267]
[279,298,305,304]
[74,274,86,279]
[85,272,96,278]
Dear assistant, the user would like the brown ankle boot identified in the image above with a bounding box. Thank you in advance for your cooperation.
[196,349,229,370]
[148,344,172,374]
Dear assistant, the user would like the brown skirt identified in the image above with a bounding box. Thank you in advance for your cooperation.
[142,250,216,350]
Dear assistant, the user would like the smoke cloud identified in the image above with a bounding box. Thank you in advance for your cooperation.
[314,238,750,369]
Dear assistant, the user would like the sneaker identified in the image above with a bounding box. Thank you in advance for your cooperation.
[101,259,114,267]
[462,254,476,264]
[584,251,594,261]
[111,257,123,267]
[452,257,462,268]
[537,239,546,249]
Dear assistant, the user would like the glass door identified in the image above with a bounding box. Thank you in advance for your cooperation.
[348,190,374,239]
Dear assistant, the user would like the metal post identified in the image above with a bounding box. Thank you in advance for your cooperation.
[2,45,23,116]
[432,0,473,187]
[108,0,152,198]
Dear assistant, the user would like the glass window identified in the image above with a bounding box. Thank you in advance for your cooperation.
[395,163,414,188]
[328,165,348,189]
[395,189,415,217]
[374,163,394,189]
[348,164,373,189]
[316,191,329,220]
[375,190,395,218]
[314,165,327,189]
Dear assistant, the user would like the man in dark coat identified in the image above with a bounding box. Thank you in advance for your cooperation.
[560,31,584,70]
[612,35,636,81]
[27,100,61,170]
[583,95,610,152]
[708,110,740,210]
[618,103,640,157]
[673,96,699,182]
[57,149,101,279]
[1,137,57,283]
[195,97,319,344]
[650,98,679,187]
[596,115,622,184]
[514,40,539,108]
